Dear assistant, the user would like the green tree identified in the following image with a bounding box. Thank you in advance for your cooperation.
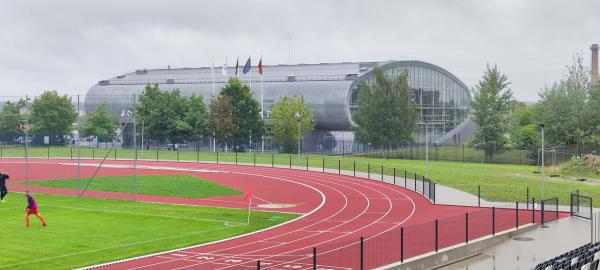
[219,78,264,151]
[539,54,590,146]
[587,83,600,144]
[29,91,77,145]
[136,85,208,147]
[471,65,514,161]
[183,94,209,146]
[0,99,26,143]
[270,96,315,153]
[81,104,118,147]
[353,67,418,149]
[209,95,237,149]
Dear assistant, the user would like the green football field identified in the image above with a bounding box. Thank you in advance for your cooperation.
[27,174,242,198]
[0,193,298,270]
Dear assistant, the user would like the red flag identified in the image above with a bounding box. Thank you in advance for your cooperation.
[244,190,253,200]
[258,58,263,75]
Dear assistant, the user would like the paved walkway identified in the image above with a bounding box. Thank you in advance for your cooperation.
[436,217,593,270]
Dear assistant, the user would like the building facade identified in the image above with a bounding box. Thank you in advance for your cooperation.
[85,60,471,150]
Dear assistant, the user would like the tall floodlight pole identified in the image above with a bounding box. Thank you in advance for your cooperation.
[260,55,264,153]
[425,122,429,178]
[24,95,29,193]
[296,112,301,155]
[541,124,545,201]
[132,94,137,199]
[141,120,144,158]
[77,95,81,196]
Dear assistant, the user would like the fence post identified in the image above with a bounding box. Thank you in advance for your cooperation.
[541,200,545,226]
[465,212,469,243]
[177,148,179,162]
[338,160,341,175]
[435,219,439,252]
[196,148,199,162]
[393,168,396,185]
[254,153,256,166]
[414,175,417,190]
[235,152,238,165]
[353,161,356,176]
[462,144,465,162]
[368,164,370,179]
[435,145,438,161]
[478,185,481,207]
[400,227,404,262]
[313,247,317,270]
[70,147,72,159]
[306,157,309,171]
[527,187,530,209]
[433,182,436,204]
[570,193,574,216]
[422,176,425,192]
[381,165,384,181]
[532,198,536,224]
[156,149,158,162]
[360,236,364,270]
[272,153,274,167]
[289,155,291,168]
[0,147,2,158]
[91,147,94,160]
[114,148,117,160]
[216,151,219,164]
[516,201,519,228]
[492,207,496,235]
[404,170,407,187]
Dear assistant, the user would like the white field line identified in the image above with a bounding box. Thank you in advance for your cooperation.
[79,166,327,270]
[0,225,242,269]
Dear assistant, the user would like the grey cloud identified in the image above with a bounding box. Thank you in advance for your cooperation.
[0,0,598,101]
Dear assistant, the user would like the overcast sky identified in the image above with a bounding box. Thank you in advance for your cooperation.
[0,0,598,101]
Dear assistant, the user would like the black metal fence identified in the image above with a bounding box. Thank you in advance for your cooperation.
[571,193,593,220]
[250,204,548,269]
[541,197,560,225]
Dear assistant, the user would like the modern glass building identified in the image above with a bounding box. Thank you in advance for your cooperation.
[85,60,471,150]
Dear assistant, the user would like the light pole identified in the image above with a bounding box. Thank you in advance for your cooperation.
[540,123,545,201]
[19,96,32,193]
[295,112,301,155]
[425,121,429,178]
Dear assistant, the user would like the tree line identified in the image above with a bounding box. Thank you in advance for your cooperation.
[471,54,600,161]
[0,78,318,153]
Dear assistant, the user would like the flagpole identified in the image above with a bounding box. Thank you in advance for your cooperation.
[260,55,264,153]
[211,58,216,153]
[247,195,252,225]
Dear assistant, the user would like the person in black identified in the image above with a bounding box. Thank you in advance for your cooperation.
[0,171,9,202]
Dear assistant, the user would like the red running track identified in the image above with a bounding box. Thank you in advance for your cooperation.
[0,158,559,270]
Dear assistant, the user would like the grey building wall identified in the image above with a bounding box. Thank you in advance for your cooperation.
[84,60,471,148]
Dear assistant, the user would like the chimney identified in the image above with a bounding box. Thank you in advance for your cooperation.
[592,44,599,85]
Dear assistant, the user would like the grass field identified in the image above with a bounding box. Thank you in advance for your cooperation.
[1,145,599,206]
[27,175,241,198]
[0,193,297,270]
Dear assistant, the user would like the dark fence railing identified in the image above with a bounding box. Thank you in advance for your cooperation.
[247,205,549,269]
[0,145,568,269]
[571,192,593,220]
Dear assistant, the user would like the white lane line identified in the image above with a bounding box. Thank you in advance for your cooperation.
[79,163,327,270]
[173,165,393,270]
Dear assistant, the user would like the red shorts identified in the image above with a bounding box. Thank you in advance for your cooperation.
[26,208,39,215]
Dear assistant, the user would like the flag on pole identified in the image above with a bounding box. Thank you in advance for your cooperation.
[258,58,263,75]
[244,190,253,200]
[243,57,251,74]
[221,62,228,76]
[235,57,239,75]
